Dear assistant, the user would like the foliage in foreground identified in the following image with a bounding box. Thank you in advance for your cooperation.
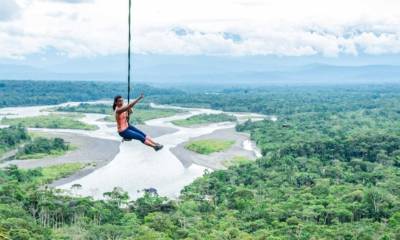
[1,143,400,239]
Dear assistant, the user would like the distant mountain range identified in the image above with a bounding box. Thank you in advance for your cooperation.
[0,54,399,86]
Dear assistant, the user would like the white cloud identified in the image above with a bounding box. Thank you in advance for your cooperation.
[0,0,400,58]
[48,0,93,3]
[0,0,21,21]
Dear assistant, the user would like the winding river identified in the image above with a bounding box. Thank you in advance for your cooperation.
[0,102,270,200]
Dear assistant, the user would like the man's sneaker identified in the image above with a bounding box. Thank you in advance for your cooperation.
[154,144,164,151]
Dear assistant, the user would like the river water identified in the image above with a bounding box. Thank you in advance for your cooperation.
[0,102,271,200]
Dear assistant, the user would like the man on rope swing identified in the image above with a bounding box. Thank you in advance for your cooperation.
[113,94,164,151]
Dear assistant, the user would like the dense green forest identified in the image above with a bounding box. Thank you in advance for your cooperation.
[1,83,400,239]
[0,80,181,108]
[152,84,400,115]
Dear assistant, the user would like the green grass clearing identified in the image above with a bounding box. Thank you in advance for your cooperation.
[54,103,112,114]
[223,156,253,167]
[103,108,183,124]
[55,103,184,124]
[185,139,235,155]
[36,163,86,184]
[172,113,237,127]
[1,114,97,130]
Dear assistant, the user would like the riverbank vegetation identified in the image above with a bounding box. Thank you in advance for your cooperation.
[55,103,112,114]
[1,114,97,130]
[1,83,400,239]
[0,126,30,156]
[15,137,71,160]
[56,103,183,124]
[172,113,236,127]
[0,126,73,161]
[185,139,235,155]
[105,107,183,124]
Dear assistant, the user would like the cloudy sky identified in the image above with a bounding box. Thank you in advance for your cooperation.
[0,0,400,60]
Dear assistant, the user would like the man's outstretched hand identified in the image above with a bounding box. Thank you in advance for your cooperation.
[139,93,144,100]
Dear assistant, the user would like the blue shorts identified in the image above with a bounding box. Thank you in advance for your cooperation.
[119,125,147,143]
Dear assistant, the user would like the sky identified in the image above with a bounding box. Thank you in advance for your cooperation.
[0,0,400,60]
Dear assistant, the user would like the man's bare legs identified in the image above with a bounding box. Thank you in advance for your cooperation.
[146,137,158,146]
[144,139,157,148]
[144,136,163,151]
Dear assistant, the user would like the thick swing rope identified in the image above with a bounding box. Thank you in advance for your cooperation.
[122,0,132,142]
[127,0,132,120]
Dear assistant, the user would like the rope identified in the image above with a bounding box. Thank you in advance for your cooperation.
[127,0,132,120]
